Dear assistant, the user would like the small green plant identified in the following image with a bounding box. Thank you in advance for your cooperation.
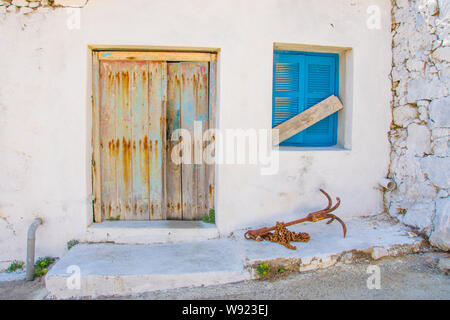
[34,257,55,277]
[67,240,79,251]
[6,260,24,273]
[106,215,121,221]
[277,265,286,274]
[257,263,271,277]
[202,208,215,224]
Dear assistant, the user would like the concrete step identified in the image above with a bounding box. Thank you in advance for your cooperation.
[45,239,251,299]
[45,216,426,299]
[81,220,219,244]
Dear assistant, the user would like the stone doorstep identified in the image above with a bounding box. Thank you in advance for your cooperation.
[81,220,220,245]
[45,216,427,299]
[45,239,252,299]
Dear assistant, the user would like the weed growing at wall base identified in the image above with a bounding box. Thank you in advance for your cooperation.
[202,208,215,224]
[34,257,55,277]
[6,260,24,273]
[67,240,79,251]
[257,263,271,278]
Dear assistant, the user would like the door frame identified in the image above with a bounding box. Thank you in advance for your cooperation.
[90,48,218,223]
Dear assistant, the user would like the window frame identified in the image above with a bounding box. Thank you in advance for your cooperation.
[272,50,340,147]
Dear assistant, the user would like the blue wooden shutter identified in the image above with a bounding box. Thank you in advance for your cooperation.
[272,51,339,147]
[303,54,338,146]
[272,52,304,145]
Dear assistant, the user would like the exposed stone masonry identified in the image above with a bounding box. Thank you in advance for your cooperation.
[387,0,449,250]
[0,0,88,14]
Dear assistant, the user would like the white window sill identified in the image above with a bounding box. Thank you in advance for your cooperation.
[277,144,351,152]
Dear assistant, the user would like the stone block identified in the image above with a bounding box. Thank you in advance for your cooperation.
[429,197,450,250]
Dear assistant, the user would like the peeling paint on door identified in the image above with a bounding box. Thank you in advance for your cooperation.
[95,54,214,221]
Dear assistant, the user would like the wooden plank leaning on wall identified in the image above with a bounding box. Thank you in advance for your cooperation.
[272,95,343,146]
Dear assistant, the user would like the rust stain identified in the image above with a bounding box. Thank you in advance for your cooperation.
[107,71,112,92]
[122,137,132,194]
[143,136,150,194]
[151,203,154,217]
[209,184,215,201]
[149,71,153,91]
[122,71,130,110]
[193,74,197,88]
[177,203,181,211]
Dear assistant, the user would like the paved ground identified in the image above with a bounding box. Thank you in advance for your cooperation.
[0,277,47,300]
[0,252,448,300]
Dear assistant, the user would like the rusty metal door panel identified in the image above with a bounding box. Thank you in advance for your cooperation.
[130,61,150,220]
[179,63,197,220]
[148,62,167,220]
[99,60,166,221]
[194,63,209,217]
[166,63,182,220]
[115,62,133,220]
[207,61,217,212]
[100,61,119,220]
[96,54,214,222]
[179,62,209,220]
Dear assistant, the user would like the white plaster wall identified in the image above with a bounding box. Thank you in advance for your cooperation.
[0,0,393,264]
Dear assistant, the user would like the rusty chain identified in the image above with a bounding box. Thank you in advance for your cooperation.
[244,189,346,250]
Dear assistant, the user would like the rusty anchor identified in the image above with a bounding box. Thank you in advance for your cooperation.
[244,189,347,250]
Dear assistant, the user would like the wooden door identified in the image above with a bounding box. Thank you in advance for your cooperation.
[92,52,216,222]
[166,62,209,220]
[97,60,166,221]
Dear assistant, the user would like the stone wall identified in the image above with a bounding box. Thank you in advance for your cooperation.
[387,0,449,250]
[0,0,88,14]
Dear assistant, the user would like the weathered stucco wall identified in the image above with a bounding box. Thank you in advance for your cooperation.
[386,0,449,250]
[0,0,393,266]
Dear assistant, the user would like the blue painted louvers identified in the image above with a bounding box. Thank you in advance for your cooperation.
[272,51,339,147]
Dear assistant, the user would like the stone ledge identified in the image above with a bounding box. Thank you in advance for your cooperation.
[45,239,251,299]
[237,216,425,266]
[82,220,220,245]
